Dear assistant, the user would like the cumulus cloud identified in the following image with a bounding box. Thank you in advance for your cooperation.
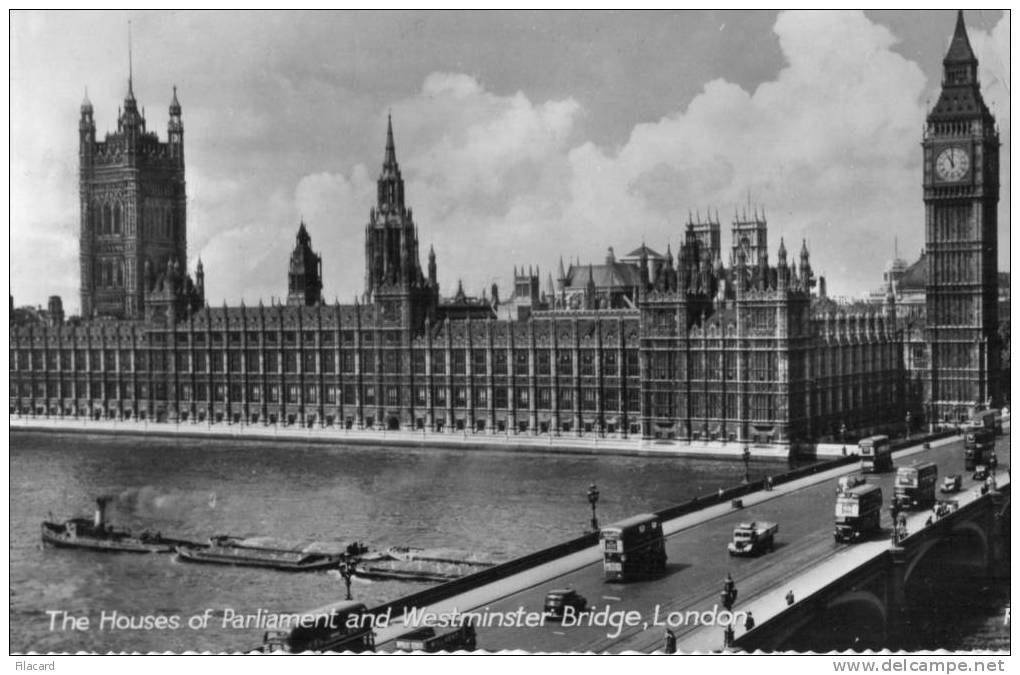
[344,9,1004,298]
[9,11,1009,311]
[560,10,930,294]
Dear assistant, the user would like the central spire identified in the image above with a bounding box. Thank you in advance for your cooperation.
[376,113,405,212]
[383,112,398,174]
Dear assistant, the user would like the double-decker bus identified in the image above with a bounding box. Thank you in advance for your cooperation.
[965,428,996,471]
[858,435,893,473]
[600,513,667,581]
[834,483,883,543]
[261,601,375,653]
[894,461,938,511]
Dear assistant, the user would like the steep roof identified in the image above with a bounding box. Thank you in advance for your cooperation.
[564,262,644,290]
[945,10,977,64]
[898,254,927,291]
[622,245,664,261]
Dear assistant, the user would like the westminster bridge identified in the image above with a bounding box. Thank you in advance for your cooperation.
[349,431,1009,653]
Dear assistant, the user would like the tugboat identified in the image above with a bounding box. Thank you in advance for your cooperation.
[40,497,182,553]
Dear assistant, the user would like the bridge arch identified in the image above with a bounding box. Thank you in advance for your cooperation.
[775,589,888,651]
[827,590,887,627]
[904,518,988,589]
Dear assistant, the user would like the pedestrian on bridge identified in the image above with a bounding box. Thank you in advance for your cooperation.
[785,590,795,606]
[663,628,677,654]
[744,612,755,631]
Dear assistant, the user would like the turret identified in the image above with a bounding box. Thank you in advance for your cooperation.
[735,246,747,295]
[428,245,437,287]
[585,265,596,309]
[79,88,95,156]
[168,85,183,163]
[287,221,323,306]
[776,238,789,290]
[47,296,64,327]
[639,244,650,289]
[884,275,896,321]
[195,259,205,303]
[663,244,675,292]
[799,239,814,291]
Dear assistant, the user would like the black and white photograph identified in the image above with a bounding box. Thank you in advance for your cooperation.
[8,9,1011,660]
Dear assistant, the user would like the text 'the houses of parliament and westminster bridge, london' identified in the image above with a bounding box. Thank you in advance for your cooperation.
[10,11,1004,451]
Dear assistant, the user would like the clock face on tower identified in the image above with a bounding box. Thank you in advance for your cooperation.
[935,146,971,182]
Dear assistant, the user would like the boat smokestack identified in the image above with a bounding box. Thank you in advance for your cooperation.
[94,496,111,528]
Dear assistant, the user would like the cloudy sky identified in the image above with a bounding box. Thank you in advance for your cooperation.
[10,10,1009,314]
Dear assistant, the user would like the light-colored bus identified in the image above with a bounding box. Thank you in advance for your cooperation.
[858,435,893,473]
[600,513,667,581]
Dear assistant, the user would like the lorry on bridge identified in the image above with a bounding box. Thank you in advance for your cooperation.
[836,471,866,495]
[969,409,1002,435]
[893,461,938,511]
[393,622,477,652]
[858,435,893,473]
[834,483,883,543]
[964,429,996,471]
[600,513,667,581]
[727,521,778,556]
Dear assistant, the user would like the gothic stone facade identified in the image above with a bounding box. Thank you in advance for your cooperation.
[11,108,905,444]
[79,80,195,321]
[25,23,991,444]
[922,11,1002,421]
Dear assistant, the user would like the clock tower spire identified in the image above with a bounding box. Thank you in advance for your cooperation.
[922,10,1001,423]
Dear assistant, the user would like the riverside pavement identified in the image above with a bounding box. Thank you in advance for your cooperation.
[10,414,797,459]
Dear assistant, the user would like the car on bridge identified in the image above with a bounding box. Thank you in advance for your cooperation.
[941,475,962,493]
[727,521,778,556]
[393,623,477,653]
[972,465,990,482]
[542,589,588,620]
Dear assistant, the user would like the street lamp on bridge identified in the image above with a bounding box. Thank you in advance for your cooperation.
[905,411,912,440]
[742,445,751,484]
[338,561,353,601]
[587,483,600,533]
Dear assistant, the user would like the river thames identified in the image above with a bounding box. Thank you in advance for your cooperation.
[9,431,1008,653]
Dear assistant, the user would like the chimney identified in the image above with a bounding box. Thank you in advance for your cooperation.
[94,496,111,529]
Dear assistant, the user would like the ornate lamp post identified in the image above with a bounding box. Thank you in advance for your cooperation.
[338,561,353,601]
[742,445,751,484]
[587,483,600,533]
[839,422,848,454]
[905,411,912,440]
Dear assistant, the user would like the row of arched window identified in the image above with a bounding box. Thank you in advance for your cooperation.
[89,200,178,240]
[94,259,125,289]
[90,202,124,236]
[142,204,176,240]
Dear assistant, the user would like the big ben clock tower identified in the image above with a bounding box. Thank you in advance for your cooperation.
[923,10,1001,422]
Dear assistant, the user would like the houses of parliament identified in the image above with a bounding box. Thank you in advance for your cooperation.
[10,13,1003,446]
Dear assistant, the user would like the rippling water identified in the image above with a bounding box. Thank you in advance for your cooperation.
[9,431,1007,653]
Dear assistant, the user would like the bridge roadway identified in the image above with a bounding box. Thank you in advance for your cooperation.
[372,432,1010,653]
